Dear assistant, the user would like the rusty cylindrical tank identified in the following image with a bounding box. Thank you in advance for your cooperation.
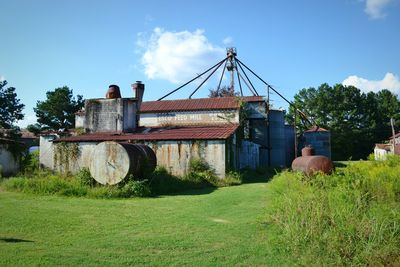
[89,141,156,185]
[105,84,122,99]
[291,146,333,175]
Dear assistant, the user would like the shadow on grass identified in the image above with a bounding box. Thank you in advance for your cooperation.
[148,169,217,197]
[148,166,282,197]
[333,161,350,168]
[241,167,282,184]
[0,237,34,243]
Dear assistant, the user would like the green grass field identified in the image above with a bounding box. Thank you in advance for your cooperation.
[1,158,399,266]
[0,182,286,266]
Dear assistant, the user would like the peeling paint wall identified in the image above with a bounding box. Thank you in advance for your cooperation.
[52,142,98,174]
[84,98,137,133]
[40,135,98,174]
[145,140,226,178]
[40,139,228,178]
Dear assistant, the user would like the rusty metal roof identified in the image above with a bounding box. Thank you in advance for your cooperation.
[54,124,239,143]
[140,96,264,113]
[375,143,392,151]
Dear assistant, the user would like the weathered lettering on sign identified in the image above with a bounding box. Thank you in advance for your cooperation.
[140,110,239,127]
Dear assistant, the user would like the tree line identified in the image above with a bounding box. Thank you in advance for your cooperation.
[287,84,400,160]
[1,80,399,160]
[1,80,83,136]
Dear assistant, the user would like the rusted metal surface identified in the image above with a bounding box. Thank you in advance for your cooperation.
[105,85,121,99]
[292,156,333,175]
[140,96,263,113]
[89,141,156,185]
[54,125,239,142]
[291,146,333,175]
[301,146,315,156]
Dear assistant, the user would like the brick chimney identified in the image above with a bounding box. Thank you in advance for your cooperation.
[132,81,144,108]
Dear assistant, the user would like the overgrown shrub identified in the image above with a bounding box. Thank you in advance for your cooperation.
[121,180,151,197]
[265,156,400,266]
[76,168,96,187]
[187,158,222,186]
[148,166,209,195]
[20,150,40,173]
[188,158,210,172]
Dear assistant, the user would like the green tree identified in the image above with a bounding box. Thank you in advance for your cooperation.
[26,123,42,136]
[33,86,84,130]
[287,83,400,160]
[209,86,237,97]
[0,80,25,128]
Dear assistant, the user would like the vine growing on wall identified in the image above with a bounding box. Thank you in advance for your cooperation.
[53,142,80,173]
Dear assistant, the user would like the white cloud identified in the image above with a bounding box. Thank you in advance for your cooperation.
[137,28,225,84]
[364,0,392,19]
[342,72,400,94]
[223,36,233,45]
[17,113,38,129]
[0,75,5,82]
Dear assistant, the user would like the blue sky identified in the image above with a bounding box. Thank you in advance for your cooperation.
[1,0,399,127]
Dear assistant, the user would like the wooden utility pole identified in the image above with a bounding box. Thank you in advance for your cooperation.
[391,118,396,153]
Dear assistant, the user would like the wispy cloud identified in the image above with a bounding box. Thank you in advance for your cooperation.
[342,72,400,94]
[0,75,5,82]
[364,0,393,19]
[223,36,233,45]
[136,28,225,84]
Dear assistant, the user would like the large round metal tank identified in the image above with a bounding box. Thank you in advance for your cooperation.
[291,146,333,175]
[291,156,333,175]
[89,141,156,185]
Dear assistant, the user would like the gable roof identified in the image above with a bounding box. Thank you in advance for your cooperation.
[140,96,264,113]
[54,124,239,143]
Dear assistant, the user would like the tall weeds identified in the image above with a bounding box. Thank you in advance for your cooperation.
[265,156,400,266]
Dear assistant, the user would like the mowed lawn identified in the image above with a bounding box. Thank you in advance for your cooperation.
[0,182,284,266]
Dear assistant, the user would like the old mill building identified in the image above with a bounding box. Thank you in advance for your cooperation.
[39,82,302,180]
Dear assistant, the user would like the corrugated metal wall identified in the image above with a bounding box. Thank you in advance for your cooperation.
[239,140,260,169]
[248,110,287,167]
[303,131,331,159]
[284,125,295,166]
